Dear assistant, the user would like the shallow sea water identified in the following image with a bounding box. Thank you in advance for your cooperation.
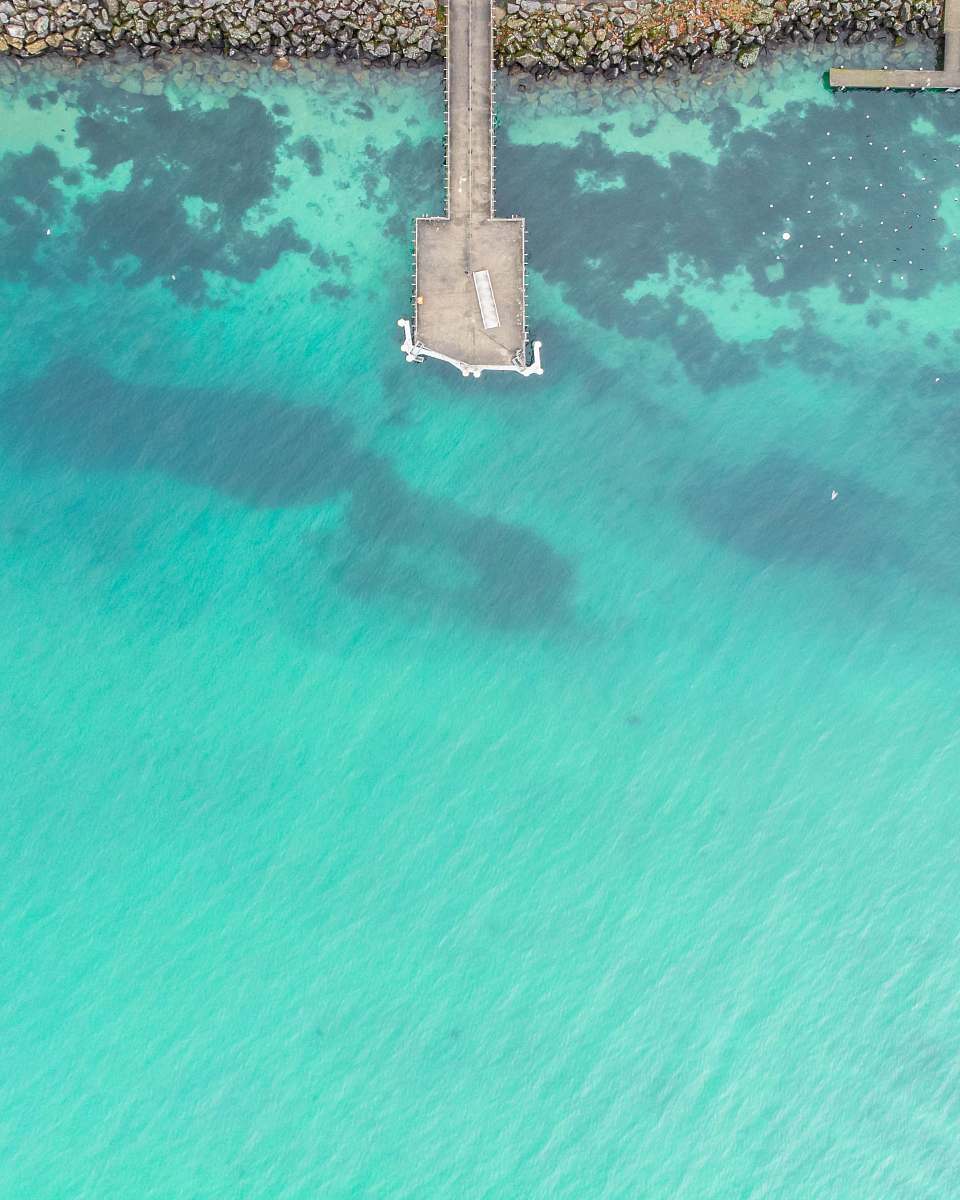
[2,41,960,1199]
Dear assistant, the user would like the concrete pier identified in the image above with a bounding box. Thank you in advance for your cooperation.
[830,0,960,87]
[398,0,542,378]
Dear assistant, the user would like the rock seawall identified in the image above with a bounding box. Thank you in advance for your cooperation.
[0,0,945,77]
[499,0,944,78]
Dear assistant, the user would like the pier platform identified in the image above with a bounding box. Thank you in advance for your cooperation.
[829,67,960,89]
[398,0,542,378]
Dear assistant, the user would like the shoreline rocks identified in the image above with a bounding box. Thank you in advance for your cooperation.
[497,0,943,79]
[0,0,944,77]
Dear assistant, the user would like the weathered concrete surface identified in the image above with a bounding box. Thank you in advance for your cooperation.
[830,66,960,85]
[413,0,527,371]
[944,0,959,68]
[448,0,495,221]
[415,218,525,367]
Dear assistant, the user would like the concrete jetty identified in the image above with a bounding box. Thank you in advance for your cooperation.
[398,0,543,378]
[830,0,960,87]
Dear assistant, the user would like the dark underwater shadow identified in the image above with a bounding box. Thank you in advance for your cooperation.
[682,451,960,606]
[0,83,322,303]
[684,452,907,571]
[495,89,960,388]
[1,358,575,631]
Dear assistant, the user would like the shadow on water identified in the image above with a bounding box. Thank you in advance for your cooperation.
[363,136,442,242]
[496,90,960,390]
[0,82,325,303]
[684,452,910,571]
[0,359,575,630]
[681,450,960,605]
[0,146,74,280]
[72,85,311,303]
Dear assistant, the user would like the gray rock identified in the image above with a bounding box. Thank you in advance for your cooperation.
[0,0,935,81]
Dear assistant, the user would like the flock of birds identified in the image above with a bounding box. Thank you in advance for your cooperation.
[758,125,960,288]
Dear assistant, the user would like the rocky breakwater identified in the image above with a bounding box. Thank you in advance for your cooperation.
[0,0,442,64]
[497,0,945,78]
[0,0,945,74]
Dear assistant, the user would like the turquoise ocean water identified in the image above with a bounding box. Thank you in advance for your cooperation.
[2,40,960,1198]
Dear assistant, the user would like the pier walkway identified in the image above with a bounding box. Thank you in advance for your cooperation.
[398,0,543,378]
[830,0,960,88]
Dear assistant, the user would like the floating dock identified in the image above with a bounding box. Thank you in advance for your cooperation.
[398,0,542,378]
[830,0,960,88]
